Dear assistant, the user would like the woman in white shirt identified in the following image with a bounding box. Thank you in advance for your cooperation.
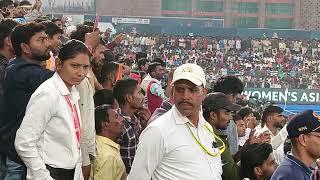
[15,40,91,180]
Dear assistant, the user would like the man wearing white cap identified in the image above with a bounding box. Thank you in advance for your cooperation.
[128,63,223,180]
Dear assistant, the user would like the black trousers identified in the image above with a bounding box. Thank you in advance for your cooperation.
[46,165,75,180]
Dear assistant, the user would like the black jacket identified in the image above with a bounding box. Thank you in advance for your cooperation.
[0,57,54,164]
[0,54,8,120]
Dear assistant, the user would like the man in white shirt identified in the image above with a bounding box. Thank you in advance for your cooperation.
[128,63,223,180]
[141,74,152,93]
[76,72,96,180]
[255,105,286,165]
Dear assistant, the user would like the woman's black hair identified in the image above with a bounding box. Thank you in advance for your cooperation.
[58,39,90,62]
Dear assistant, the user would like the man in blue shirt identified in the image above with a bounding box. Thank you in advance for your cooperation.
[271,110,320,180]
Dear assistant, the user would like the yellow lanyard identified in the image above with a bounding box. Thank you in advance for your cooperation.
[186,123,226,157]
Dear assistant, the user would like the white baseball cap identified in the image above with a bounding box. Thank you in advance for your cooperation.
[172,63,206,87]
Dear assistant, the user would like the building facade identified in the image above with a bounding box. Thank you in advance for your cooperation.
[96,0,320,30]
[161,0,299,29]
[300,0,320,31]
[96,0,161,17]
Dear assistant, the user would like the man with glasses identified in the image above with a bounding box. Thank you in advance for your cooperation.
[202,92,241,180]
[91,104,126,180]
[271,110,320,180]
[128,63,223,180]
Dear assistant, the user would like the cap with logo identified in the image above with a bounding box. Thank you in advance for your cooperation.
[287,110,320,138]
[172,63,206,87]
[203,92,241,112]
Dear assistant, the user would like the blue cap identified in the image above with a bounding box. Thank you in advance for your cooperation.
[287,110,320,138]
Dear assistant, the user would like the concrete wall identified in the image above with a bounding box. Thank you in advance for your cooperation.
[300,0,320,31]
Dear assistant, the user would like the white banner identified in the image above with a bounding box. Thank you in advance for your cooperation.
[112,17,150,24]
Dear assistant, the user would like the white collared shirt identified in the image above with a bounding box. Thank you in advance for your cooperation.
[239,128,251,147]
[128,105,222,180]
[15,72,82,180]
[141,74,152,92]
[76,75,95,166]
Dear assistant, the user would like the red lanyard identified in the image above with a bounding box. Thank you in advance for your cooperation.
[64,95,81,146]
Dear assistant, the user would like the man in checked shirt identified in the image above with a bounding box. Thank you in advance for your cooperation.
[113,79,145,173]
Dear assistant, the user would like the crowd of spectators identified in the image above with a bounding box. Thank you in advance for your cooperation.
[114,33,320,90]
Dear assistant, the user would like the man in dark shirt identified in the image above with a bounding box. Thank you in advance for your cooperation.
[0,22,54,179]
[202,92,242,180]
[0,19,18,110]
[271,110,320,180]
[0,18,18,180]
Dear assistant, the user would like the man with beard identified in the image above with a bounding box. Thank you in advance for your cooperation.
[0,22,54,179]
[202,92,242,180]
[91,39,107,80]
[145,62,167,114]
[113,79,144,174]
[255,105,285,165]
[213,75,244,156]
[128,64,223,180]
